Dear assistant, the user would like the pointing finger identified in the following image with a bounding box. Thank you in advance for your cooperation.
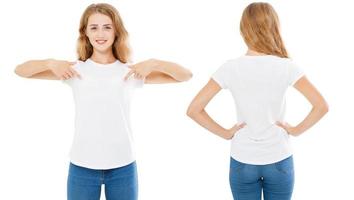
[124,70,134,81]
[71,68,82,79]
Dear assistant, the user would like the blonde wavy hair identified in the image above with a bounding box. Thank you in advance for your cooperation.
[240,2,289,58]
[77,3,131,63]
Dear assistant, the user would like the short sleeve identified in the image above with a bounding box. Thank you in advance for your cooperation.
[211,62,230,89]
[132,77,144,89]
[125,76,144,89]
[288,60,305,86]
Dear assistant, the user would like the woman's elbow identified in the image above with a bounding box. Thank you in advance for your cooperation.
[14,65,27,78]
[317,101,329,115]
[186,105,197,118]
[320,102,329,114]
[179,70,193,82]
[185,71,193,81]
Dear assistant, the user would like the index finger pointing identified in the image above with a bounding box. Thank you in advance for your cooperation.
[70,68,81,79]
[124,70,134,81]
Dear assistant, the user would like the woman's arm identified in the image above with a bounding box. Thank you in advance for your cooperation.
[124,59,192,84]
[15,59,80,80]
[186,79,246,140]
[276,76,329,136]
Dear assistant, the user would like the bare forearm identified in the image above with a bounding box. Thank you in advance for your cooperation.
[150,59,192,81]
[15,59,51,78]
[188,110,231,140]
[294,105,329,136]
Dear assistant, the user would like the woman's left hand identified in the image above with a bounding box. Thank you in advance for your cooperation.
[124,59,155,80]
[275,121,301,136]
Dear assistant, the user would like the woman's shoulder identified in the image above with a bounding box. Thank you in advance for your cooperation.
[219,57,246,70]
[73,59,90,69]
[73,60,85,67]
[221,58,240,66]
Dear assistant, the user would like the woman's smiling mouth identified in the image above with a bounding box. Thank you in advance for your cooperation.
[95,40,107,44]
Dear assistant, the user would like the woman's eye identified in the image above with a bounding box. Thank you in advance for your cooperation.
[105,27,112,29]
[91,27,97,30]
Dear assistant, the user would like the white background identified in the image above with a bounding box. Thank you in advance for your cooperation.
[0,0,353,199]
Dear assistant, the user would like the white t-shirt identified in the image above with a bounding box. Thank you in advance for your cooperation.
[63,58,143,169]
[212,55,305,165]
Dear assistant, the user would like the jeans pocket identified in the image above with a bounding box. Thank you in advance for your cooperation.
[275,156,294,175]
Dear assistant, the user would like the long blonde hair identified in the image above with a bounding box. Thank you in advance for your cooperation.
[77,3,131,63]
[240,2,289,58]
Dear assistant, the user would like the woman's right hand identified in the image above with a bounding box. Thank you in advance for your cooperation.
[226,122,247,140]
[47,59,81,80]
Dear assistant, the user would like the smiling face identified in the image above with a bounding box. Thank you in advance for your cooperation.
[77,3,131,62]
[86,13,116,54]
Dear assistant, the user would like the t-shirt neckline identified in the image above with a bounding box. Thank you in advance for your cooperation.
[242,54,275,58]
[87,58,119,67]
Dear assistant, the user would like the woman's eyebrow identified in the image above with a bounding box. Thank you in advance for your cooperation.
[88,24,112,26]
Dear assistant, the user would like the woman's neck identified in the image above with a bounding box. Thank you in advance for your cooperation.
[246,49,268,56]
[90,50,116,64]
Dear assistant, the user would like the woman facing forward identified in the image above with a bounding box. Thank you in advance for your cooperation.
[15,3,192,200]
[187,2,328,200]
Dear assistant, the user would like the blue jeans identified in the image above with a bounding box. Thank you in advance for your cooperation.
[229,156,294,200]
[67,162,138,200]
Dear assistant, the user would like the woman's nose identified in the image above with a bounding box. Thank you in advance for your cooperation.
[97,29,104,37]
